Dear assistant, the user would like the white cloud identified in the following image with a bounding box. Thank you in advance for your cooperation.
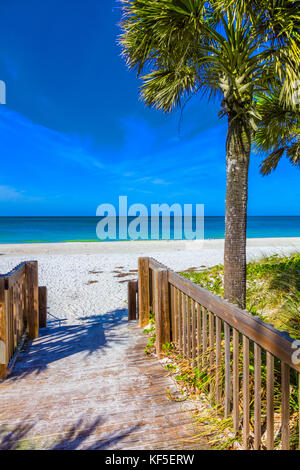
[0,185,23,201]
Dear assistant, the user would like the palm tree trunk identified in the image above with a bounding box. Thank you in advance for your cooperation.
[224,119,251,309]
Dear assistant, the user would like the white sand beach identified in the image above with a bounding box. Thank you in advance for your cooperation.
[0,238,299,324]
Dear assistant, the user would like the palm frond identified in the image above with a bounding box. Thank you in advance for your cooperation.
[260,147,286,175]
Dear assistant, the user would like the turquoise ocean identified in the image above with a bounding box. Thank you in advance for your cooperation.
[0,216,299,244]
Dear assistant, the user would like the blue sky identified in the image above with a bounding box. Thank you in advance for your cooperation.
[0,0,299,216]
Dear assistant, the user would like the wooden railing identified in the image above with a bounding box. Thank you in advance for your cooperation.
[128,280,138,321]
[134,257,300,450]
[0,261,47,379]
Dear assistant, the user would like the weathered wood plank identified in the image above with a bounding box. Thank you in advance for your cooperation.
[182,294,187,357]
[202,307,207,367]
[281,362,290,450]
[266,352,274,450]
[154,269,170,358]
[0,278,7,379]
[233,328,239,434]
[138,258,150,328]
[178,291,183,352]
[209,312,214,396]
[196,303,202,370]
[186,297,191,360]
[26,261,39,340]
[191,300,196,367]
[254,343,262,450]
[128,281,137,321]
[242,336,250,449]
[215,317,222,405]
[224,322,231,418]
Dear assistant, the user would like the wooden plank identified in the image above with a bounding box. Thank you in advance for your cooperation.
[167,269,300,372]
[161,270,170,346]
[191,300,196,367]
[254,343,262,450]
[233,328,239,434]
[209,312,214,396]
[0,278,7,379]
[202,307,207,367]
[182,294,187,357]
[224,322,231,418]
[169,285,174,342]
[266,352,274,450]
[178,291,183,352]
[154,270,162,358]
[173,288,178,346]
[154,269,170,358]
[25,261,39,340]
[138,258,150,328]
[186,297,191,360]
[128,281,137,321]
[39,286,47,328]
[215,317,222,405]
[281,362,290,450]
[196,303,202,370]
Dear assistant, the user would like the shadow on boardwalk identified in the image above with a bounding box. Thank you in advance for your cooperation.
[0,416,141,450]
[9,308,128,380]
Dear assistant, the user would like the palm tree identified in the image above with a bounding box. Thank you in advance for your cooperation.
[254,87,300,175]
[119,0,298,308]
[216,0,300,46]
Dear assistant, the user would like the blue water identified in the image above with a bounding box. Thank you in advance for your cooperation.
[0,216,299,244]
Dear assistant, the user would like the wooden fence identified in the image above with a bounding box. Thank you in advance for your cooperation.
[0,261,47,379]
[131,257,300,450]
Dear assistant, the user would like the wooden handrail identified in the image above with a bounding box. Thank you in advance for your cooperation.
[140,256,300,450]
[0,261,41,379]
[148,257,299,373]
[0,262,26,289]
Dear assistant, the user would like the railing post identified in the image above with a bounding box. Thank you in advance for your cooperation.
[128,280,137,321]
[26,261,39,339]
[0,278,7,379]
[39,286,47,328]
[138,257,150,328]
[154,269,170,359]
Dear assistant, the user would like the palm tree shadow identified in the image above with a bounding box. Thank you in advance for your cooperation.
[0,416,142,450]
[8,308,128,380]
[0,419,35,450]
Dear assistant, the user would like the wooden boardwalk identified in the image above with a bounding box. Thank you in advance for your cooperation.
[0,310,208,450]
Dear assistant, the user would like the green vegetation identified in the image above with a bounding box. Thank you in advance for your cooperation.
[181,253,300,339]
[144,312,156,355]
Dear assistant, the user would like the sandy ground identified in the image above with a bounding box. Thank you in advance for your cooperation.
[0,238,299,323]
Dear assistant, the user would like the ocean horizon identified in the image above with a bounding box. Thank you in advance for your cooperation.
[0,216,299,244]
